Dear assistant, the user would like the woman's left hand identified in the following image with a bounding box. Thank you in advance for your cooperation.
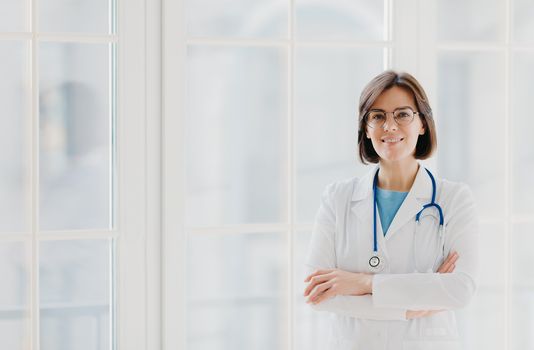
[303,269,373,305]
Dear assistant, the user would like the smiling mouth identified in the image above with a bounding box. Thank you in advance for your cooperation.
[382,138,404,143]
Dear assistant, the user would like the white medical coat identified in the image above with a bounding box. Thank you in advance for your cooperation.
[304,162,480,350]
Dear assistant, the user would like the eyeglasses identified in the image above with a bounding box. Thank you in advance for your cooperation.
[365,107,422,128]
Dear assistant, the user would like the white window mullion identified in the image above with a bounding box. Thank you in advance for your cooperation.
[116,0,151,349]
[288,0,295,348]
[162,0,187,348]
[38,231,120,240]
[416,0,438,103]
[30,0,39,349]
[390,0,419,74]
[145,0,162,348]
[504,0,512,348]
[383,0,393,69]
[0,32,33,40]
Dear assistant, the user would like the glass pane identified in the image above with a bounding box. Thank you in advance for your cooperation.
[437,52,505,218]
[0,242,30,350]
[0,41,30,233]
[40,239,112,350]
[477,223,505,290]
[295,47,383,223]
[0,1,27,32]
[512,53,534,217]
[187,232,287,350]
[454,222,505,349]
[437,0,505,42]
[39,42,112,231]
[186,46,287,227]
[296,0,384,40]
[513,0,534,43]
[456,290,505,350]
[510,223,534,350]
[39,0,111,33]
[293,231,330,350]
[186,0,287,38]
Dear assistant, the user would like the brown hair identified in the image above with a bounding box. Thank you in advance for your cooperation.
[357,70,437,164]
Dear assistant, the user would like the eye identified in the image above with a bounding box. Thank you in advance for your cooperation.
[369,112,385,121]
[395,108,414,119]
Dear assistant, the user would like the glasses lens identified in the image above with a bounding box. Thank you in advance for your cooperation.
[393,108,414,124]
[367,111,386,127]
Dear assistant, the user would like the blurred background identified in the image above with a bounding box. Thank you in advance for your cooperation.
[1,0,533,349]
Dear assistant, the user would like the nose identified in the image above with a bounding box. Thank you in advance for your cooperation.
[382,113,398,131]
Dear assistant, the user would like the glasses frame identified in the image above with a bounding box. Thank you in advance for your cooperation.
[364,107,423,129]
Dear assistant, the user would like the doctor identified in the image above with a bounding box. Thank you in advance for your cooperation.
[303,70,479,350]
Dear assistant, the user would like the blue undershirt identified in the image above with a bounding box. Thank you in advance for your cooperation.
[376,187,409,236]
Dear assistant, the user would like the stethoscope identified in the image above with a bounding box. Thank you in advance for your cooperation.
[368,166,445,273]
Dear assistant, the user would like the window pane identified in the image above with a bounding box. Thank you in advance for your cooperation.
[187,232,287,350]
[186,0,287,38]
[477,223,505,290]
[39,0,111,33]
[456,289,505,350]
[0,242,30,350]
[513,0,534,44]
[40,239,112,350]
[39,42,112,231]
[186,46,287,227]
[0,41,30,233]
[0,1,27,32]
[295,47,383,223]
[296,0,384,40]
[512,53,534,217]
[437,0,505,42]
[293,231,330,350]
[437,52,505,218]
[510,223,534,350]
[455,223,505,349]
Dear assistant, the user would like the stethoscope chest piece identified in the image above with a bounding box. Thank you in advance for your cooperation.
[368,254,386,272]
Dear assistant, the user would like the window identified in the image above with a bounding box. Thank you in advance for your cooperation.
[0,1,154,350]
[164,0,534,349]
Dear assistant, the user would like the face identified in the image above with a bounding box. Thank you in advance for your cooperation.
[365,86,425,163]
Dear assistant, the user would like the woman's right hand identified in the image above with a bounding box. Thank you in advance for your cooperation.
[436,251,459,274]
[405,251,459,320]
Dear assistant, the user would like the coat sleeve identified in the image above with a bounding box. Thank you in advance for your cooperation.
[371,183,480,310]
[304,182,407,321]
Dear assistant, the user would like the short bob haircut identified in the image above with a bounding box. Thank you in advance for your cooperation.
[357,70,437,165]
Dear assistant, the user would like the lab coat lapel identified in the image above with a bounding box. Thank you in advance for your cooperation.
[349,164,377,228]
[383,163,432,241]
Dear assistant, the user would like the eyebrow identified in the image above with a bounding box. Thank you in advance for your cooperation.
[369,106,415,111]
[370,106,414,112]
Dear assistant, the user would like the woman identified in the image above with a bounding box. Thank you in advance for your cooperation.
[303,70,479,350]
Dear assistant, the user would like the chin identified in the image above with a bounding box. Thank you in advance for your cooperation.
[376,152,412,163]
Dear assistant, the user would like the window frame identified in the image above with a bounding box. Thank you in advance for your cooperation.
[161,0,533,349]
[117,0,162,349]
[0,0,161,349]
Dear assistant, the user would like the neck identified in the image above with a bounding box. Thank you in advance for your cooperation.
[377,159,419,192]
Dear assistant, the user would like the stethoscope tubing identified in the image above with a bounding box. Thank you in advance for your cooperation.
[371,166,445,271]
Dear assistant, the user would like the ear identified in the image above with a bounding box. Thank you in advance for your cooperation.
[419,120,426,135]
[418,115,427,135]
[419,126,425,135]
